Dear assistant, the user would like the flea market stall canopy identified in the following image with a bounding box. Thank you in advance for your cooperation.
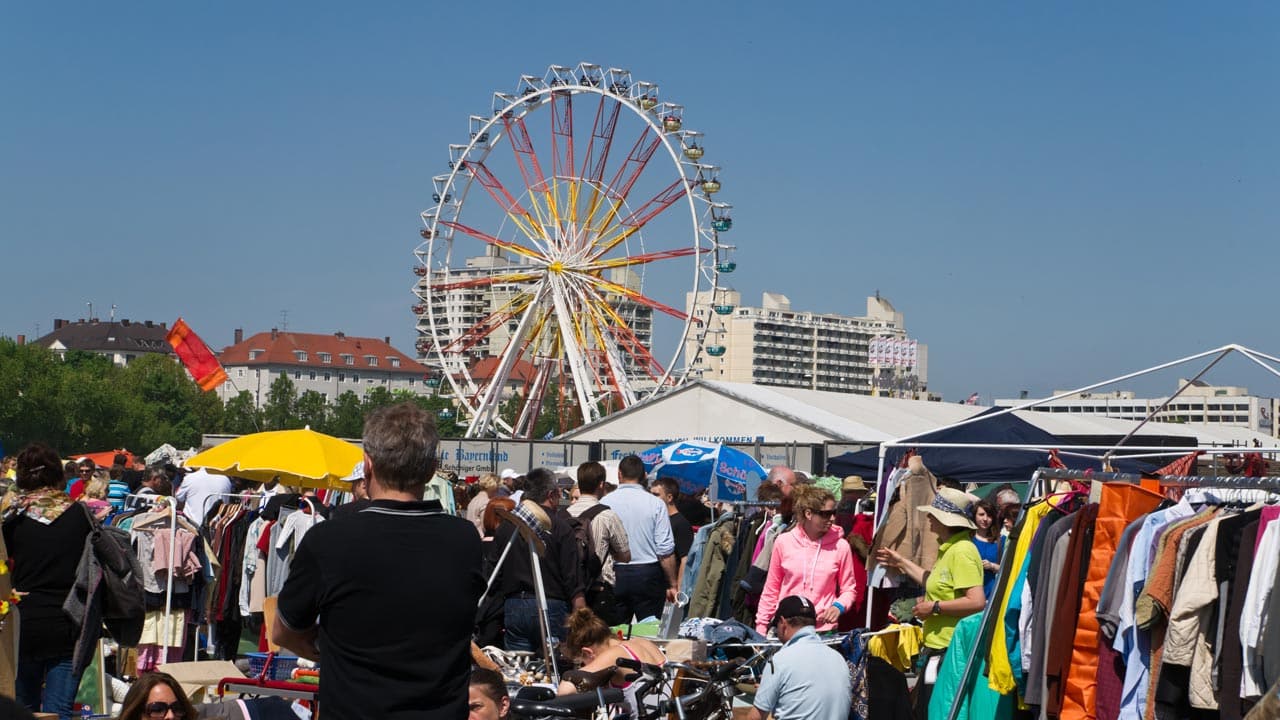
[827,408,1152,483]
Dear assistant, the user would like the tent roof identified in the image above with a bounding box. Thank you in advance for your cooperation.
[826,409,1150,484]
[560,380,982,443]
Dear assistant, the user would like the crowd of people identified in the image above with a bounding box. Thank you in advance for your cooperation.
[2,406,1037,720]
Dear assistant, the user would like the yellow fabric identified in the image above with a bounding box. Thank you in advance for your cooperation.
[866,623,923,672]
[923,530,984,649]
[184,428,360,490]
[140,608,188,646]
[987,499,1053,694]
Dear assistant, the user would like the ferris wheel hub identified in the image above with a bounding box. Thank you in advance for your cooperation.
[548,261,565,274]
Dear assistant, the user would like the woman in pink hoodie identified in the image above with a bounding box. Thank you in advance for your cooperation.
[755,484,858,635]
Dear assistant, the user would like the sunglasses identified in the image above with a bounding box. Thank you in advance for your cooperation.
[811,509,836,519]
[79,468,94,474]
[145,702,186,718]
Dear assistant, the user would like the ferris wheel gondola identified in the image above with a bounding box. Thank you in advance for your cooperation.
[411,63,738,438]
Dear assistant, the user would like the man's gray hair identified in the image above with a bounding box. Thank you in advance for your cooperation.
[523,468,558,506]
[363,402,440,492]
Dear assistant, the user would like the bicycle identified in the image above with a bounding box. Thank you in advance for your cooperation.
[617,657,750,720]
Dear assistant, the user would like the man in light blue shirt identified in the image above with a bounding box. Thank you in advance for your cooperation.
[748,595,851,720]
[601,455,677,622]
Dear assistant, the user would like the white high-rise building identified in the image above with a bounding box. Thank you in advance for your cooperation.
[415,250,653,378]
[995,380,1278,437]
[683,291,928,397]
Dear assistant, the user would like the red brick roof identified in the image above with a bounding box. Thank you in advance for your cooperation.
[466,356,538,384]
[219,331,430,375]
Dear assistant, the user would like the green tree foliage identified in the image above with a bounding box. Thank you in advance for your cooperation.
[0,342,482,456]
[329,391,364,439]
[262,375,299,430]
[222,391,261,435]
[295,390,330,432]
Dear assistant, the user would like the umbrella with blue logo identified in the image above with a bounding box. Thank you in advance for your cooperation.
[639,440,766,502]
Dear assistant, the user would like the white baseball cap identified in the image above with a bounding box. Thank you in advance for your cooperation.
[500,468,518,480]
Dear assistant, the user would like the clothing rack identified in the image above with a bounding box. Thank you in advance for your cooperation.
[122,493,181,656]
[943,467,1280,720]
[195,491,268,657]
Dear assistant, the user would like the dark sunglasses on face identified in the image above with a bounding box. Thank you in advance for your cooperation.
[812,509,836,519]
[79,468,93,474]
[145,702,186,718]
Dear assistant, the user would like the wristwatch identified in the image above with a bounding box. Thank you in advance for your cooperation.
[932,601,942,616]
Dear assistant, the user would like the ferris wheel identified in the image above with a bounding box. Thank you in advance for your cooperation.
[412,63,737,438]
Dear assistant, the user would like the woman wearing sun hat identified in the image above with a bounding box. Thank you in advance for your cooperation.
[874,487,985,719]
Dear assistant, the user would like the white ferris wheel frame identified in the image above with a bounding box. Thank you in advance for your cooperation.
[415,64,729,438]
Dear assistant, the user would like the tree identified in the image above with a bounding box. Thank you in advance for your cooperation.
[362,386,396,416]
[121,354,224,451]
[329,391,364,439]
[390,389,463,437]
[0,339,68,451]
[295,390,330,432]
[222,391,261,435]
[262,375,299,430]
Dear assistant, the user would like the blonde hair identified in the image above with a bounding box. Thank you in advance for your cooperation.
[84,475,110,500]
[792,483,835,517]
[477,473,500,494]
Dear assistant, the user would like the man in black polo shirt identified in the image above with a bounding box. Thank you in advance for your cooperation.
[272,403,483,720]
[493,467,584,654]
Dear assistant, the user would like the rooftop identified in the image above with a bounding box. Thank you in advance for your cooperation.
[219,330,430,374]
[34,318,173,355]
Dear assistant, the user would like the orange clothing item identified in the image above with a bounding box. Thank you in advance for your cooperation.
[1059,482,1164,720]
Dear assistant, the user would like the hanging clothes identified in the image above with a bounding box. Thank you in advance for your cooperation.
[989,497,1061,695]
[930,614,1014,720]
[688,517,736,618]
[1058,482,1164,720]
[868,465,938,585]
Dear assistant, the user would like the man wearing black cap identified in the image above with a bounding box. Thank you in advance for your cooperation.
[746,595,852,720]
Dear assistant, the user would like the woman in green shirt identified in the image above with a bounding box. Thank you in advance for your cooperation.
[874,487,985,719]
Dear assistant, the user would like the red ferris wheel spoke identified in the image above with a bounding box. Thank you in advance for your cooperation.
[576,285,666,381]
[438,220,546,263]
[586,127,663,236]
[501,115,557,234]
[429,270,542,293]
[577,96,622,233]
[550,91,575,180]
[461,161,540,236]
[584,246,701,272]
[580,95,622,189]
[582,274,690,321]
[439,296,532,356]
[591,179,690,258]
[469,304,552,409]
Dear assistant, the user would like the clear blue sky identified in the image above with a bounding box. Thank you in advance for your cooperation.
[4,2,1279,402]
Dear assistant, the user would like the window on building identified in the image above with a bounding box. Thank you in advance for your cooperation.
[321,393,328,402]
[342,354,354,365]
[389,357,400,368]
[248,349,263,360]
[309,371,316,380]
[324,372,331,381]
[338,373,346,382]
[352,374,360,382]
[366,355,378,366]
[409,378,416,386]
[294,371,301,380]
[319,352,331,364]
[295,350,308,362]
[237,368,245,378]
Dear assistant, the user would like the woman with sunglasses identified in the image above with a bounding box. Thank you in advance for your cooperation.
[117,672,197,720]
[755,484,858,636]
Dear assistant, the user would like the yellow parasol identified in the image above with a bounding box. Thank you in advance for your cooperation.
[184,428,361,491]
